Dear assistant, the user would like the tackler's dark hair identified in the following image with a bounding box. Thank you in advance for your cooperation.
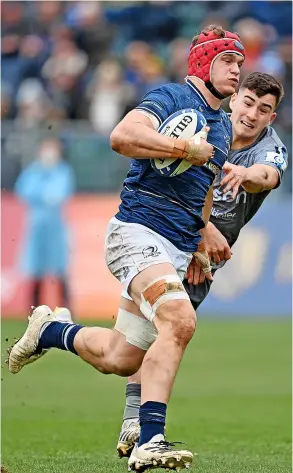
[240,72,284,108]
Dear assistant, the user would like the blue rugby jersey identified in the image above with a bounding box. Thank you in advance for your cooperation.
[116,79,232,252]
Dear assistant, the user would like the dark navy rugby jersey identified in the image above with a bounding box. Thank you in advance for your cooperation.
[116,79,232,252]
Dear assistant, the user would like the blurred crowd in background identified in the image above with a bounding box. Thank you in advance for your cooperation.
[1,0,292,194]
[1,1,292,314]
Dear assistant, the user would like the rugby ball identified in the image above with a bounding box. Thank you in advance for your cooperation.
[151,108,207,177]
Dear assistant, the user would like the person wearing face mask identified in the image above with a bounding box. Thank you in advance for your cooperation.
[14,137,75,309]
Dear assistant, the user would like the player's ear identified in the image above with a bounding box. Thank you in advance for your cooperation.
[269,112,277,125]
[229,93,237,110]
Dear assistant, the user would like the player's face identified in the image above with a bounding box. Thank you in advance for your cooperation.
[211,53,244,96]
[229,88,277,140]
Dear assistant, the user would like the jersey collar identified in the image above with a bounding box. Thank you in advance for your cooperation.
[231,126,269,153]
[185,77,210,109]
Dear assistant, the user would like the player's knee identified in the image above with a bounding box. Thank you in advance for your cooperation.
[91,363,113,375]
[158,300,196,346]
[101,349,144,377]
[110,356,142,377]
[113,364,139,377]
[173,307,196,346]
[91,359,131,376]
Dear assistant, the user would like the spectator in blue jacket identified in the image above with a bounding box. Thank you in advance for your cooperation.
[14,137,75,308]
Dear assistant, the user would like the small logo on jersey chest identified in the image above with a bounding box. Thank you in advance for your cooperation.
[204,161,221,175]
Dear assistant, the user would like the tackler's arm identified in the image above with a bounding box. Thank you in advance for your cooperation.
[240,164,279,193]
[221,162,279,197]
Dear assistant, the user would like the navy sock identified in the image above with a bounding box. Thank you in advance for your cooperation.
[38,322,84,354]
[138,401,167,446]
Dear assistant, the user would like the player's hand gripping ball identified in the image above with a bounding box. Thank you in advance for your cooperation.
[151,108,208,177]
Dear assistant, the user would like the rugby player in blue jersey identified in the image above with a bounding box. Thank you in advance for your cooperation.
[8,25,246,471]
[116,71,287,459]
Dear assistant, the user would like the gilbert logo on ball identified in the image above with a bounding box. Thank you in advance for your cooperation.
[152,108,207,177]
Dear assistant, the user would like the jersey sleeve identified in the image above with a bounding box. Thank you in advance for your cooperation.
[251,143,288,186]
[135,85,178,127]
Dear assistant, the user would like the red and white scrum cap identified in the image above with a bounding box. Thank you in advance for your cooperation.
[188,30,245,98]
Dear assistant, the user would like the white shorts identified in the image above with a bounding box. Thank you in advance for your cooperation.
[105,217,193,300]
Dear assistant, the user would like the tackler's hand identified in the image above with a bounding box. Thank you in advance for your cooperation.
[185,126,215,166]
[205,222,232,264]
[186,258,206,286]
[187,240,213,285]
[221,162,248,199]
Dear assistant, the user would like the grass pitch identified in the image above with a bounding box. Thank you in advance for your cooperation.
[1,318,291,473]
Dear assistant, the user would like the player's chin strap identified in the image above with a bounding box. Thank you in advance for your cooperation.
[204,80,227,100]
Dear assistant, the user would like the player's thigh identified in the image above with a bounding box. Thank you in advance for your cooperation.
[120,274,196,347]
[106,218,194,332]
[128,261,177,305]
[129,264,196,341]
[105,217,188,301]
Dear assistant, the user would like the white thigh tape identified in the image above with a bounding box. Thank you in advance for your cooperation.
[114,308,157,351]
[140,273,189,322]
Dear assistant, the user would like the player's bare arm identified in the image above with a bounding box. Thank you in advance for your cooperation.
[221,162,279,196]
[110,110,214,165]
[202,184,214,225]
[205,222,232,264]
[187,186,214,284]
[238,163,279,193]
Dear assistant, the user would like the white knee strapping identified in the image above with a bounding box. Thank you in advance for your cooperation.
[140,273,190,322]
[114,308,158,351]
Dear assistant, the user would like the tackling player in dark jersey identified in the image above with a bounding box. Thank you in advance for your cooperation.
[186,72,287,297]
